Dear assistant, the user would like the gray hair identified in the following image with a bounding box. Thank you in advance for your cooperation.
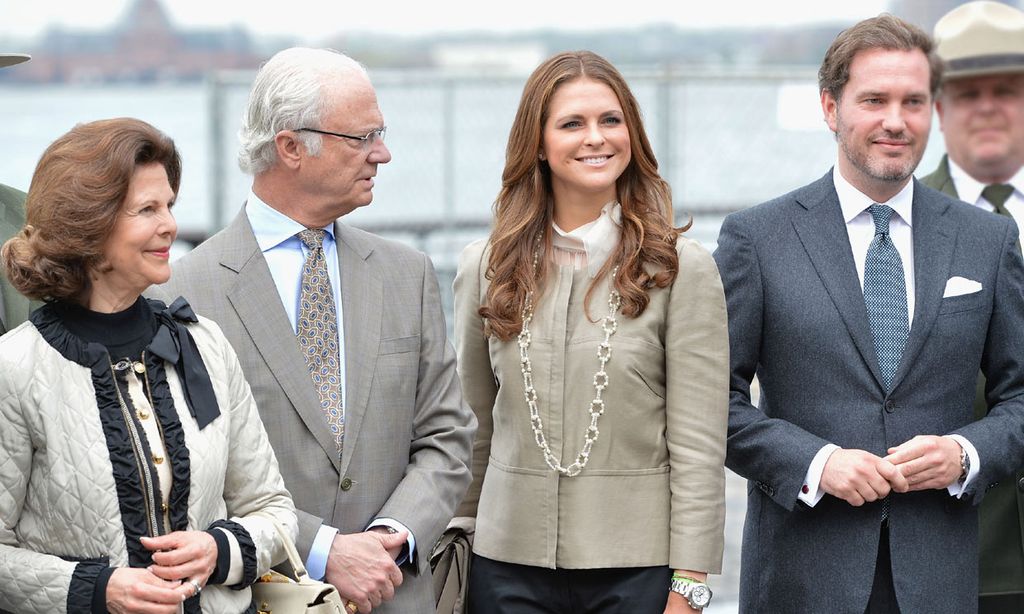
[238,47,369,175]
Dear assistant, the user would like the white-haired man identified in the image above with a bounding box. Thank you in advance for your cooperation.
[162,48,476,614]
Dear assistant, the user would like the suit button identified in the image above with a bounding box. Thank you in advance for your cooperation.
[1018,478,1024,493]
[340,477,353,491]
[884,400,896,413]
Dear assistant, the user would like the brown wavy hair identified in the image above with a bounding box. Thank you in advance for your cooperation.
[2,118,181,302]
[480,50,685,340]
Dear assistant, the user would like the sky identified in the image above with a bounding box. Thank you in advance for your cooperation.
[1,0,892,41]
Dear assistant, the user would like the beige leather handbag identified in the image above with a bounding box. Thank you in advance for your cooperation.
[252,519,346,614]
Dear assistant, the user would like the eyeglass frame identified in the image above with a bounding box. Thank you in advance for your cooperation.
[296,126,387,148]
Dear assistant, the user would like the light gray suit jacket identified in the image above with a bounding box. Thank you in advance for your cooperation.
[161,207,476,613]
[714,173,1024,613]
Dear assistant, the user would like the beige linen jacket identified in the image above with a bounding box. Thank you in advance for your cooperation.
[454,236,728,572]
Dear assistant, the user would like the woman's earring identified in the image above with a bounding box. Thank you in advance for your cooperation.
[538,153,546,161]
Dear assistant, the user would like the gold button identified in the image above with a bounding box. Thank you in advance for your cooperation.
[137,410,150,420]
[152,454,164,464]
[160,503,168,512]
[340,477,353,491]
[133,362,146,374]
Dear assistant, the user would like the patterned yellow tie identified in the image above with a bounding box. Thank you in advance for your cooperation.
[297,229,344,454]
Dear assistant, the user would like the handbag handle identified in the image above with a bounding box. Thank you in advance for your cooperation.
[259,515,311,582]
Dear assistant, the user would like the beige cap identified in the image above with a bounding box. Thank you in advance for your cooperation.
[934,1,1024,80]
[0,53,30,69]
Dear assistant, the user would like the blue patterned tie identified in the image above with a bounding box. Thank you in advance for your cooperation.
[297,229,344,455]
[863,204,909,392]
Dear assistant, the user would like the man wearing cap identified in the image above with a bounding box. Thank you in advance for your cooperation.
[920,2,1024,610]
[0,53,32,336]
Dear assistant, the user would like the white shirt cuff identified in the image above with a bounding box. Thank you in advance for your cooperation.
[367,518,415,564]
[799,444,840,507]
[945,434,980,498]
[306,524,339,581]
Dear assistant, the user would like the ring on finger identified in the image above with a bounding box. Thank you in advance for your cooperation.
[189,579,202,597]
[345,601,358,613]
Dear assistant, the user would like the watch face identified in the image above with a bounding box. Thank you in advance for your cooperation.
[691,585,712,608]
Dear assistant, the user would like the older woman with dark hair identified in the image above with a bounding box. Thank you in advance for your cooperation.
[0,117,296,614]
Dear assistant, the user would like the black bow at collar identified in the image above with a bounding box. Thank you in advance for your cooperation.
[149,297,221,429]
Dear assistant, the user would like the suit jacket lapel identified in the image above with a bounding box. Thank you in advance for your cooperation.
[931,156,960,199]
[889,182,957,392]
[335,223,382,480]
[791,173,886,389]
[221,209,342,472]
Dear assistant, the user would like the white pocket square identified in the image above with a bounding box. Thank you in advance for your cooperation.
[943,276,982,298]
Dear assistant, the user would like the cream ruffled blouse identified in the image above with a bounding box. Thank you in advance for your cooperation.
[550,201,622,277]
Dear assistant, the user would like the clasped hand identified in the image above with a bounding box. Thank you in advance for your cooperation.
[106,530,217,614]
[820,435,963,506]
[325,528,408,613]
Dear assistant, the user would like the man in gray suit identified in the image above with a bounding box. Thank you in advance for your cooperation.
[0,52,32,335]
[714,15,1024,613]
[918,3,1024,611]
[163,48,475,614]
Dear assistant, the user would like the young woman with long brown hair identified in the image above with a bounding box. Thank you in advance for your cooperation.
[453,51,729,613]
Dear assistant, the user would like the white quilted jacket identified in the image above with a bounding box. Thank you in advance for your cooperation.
[0,312,297,613]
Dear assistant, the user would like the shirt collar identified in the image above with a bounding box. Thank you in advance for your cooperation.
[948,157,1024,205]
[246,190,336,252]
[948,158,987,206]
[833,166,914,227]
[551,201,622,277]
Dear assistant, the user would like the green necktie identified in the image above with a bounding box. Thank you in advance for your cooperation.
[982,184,1015,215]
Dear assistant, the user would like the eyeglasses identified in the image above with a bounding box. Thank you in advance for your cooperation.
[297,126,386,148]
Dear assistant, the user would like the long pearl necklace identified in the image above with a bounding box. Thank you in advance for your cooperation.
[518,245,621,477]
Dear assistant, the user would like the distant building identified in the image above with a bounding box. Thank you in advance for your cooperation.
[3,0,264,83]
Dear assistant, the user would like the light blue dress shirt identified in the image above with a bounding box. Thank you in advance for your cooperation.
[246,193,414,579]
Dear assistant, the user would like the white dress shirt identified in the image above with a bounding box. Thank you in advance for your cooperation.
[246,192,414,578]
[947,157,1024,223]
[798,168,979,506]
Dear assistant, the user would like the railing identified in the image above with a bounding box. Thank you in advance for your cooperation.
[198,64,947,332]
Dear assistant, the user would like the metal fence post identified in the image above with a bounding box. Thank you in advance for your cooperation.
[207,71,226,232]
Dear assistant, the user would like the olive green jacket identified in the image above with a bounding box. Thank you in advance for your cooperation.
[0,183,31,334]
[922,155,1024,596]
